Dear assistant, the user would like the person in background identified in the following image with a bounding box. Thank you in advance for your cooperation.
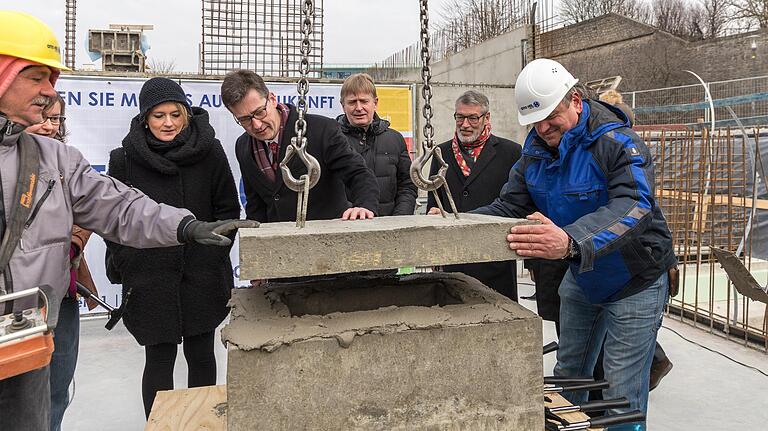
[427,90,522,301]
[598,90,635,125]
[25,93,100,431]
[104,77,241,418]
[337,73,417,216]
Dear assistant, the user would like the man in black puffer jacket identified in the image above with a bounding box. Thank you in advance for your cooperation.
[337,74,417,216]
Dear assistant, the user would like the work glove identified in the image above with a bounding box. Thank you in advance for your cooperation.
[182,219,259,246]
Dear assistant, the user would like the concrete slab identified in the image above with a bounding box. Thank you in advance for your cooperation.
[239,214,531,279]
[223,273,544,431]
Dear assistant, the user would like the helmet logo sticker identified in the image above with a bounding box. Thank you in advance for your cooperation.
[520,101,541,111]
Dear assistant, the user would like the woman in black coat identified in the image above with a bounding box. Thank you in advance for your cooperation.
[105,78,240,418]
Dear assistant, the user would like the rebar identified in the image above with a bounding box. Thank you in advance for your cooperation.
[201,0,323,77]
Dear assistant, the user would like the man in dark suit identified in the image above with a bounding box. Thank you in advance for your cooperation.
[427,90,522,300]
[221,69,379,223]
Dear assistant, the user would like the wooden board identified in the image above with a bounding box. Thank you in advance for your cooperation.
[545,393,603,431]
[145,384,227,431]
[239,214,531,279]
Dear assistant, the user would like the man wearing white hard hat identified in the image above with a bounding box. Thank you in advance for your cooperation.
[474,58,677,430]
[0,11,254,429]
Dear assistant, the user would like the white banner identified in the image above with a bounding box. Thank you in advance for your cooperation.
[55,75,413,314]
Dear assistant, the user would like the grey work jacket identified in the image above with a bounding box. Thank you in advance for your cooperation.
[0,117,191,303]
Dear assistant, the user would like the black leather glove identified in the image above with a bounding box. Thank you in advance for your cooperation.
[182,219,259,246]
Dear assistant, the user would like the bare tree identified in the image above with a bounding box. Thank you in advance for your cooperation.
[700,0,731,37]
[560,0,735,38]
[729,0,768,28]
[146,59,177,74]
[560,0,651,23]
[438,0,526,50]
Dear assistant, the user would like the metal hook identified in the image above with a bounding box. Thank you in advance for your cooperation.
[279,136,321,193]
[410,144,460,219]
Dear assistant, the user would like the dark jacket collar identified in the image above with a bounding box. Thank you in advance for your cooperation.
[0,115,26,147]
[336,112,390,139]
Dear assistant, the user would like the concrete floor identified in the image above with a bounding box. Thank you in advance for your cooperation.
[62,280,768,431]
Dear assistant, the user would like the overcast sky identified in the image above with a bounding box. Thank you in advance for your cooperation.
[2,0,453,72]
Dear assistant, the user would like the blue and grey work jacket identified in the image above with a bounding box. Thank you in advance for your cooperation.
[475,100,677,303]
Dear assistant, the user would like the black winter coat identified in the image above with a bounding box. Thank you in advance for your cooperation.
[337,113,417,216]
[105,107,240,346]
[427,134,523,300]
[236,104,379,222]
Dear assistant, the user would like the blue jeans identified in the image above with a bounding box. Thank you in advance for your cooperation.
[0,366,50,431]
[555,270,668,431]
[50,296,80,431]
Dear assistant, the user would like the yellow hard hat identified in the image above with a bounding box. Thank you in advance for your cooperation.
[0,10,70,71]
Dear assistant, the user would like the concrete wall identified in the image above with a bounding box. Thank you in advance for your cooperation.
[413,83,527,149]
[689,31,768,83]
[430,26,529,86]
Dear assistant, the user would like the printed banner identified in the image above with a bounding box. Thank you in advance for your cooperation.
[54,75,413,314]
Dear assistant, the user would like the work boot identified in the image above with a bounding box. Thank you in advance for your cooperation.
[649,356,673,391]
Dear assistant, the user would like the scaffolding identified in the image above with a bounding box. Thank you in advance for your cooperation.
[65,0,76,70]
[200,0,324,77]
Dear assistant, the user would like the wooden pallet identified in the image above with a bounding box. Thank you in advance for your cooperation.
[145,384,227,431]
[545,393,604,431]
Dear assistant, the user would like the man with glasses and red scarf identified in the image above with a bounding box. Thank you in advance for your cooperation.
[427,90,522,300]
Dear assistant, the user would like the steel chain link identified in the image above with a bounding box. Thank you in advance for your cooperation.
[410,0,460,219]
[279,0,321,227]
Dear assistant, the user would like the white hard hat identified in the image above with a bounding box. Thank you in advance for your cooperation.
[515,58,578,126]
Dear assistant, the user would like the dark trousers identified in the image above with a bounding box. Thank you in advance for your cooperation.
[0,366,51,431]
[141,331,217,418]
[443,261,518,301]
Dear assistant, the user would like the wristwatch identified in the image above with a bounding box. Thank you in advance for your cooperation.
[563,236,580,260]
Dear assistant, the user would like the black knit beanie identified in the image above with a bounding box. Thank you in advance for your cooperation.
[139,77,190,121]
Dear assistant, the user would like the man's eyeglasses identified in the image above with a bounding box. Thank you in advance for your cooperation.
[234,98,270,126]
[39,115,65,125]
[454,112,487,125]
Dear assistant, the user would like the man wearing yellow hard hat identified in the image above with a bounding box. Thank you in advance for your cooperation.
[0,11,255,430]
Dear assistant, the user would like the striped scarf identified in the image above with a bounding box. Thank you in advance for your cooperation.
[251,103,290,182]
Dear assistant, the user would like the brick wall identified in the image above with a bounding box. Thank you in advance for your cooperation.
[537,14,768,91]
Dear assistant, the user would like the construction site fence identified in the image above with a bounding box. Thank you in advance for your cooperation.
[642,126,768,352]
[629,75,768,128]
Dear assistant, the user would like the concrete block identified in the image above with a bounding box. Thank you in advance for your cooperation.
[223,272,543,431]
[239,214,531,279]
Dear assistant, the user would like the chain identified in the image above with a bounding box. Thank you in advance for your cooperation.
[280,0,321,228]
[419,0,434,151]
[294,0,314,147]
[410,0,459,219]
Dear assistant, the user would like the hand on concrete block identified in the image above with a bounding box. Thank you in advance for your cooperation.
[341,207,375,220]
[507,212,568,259]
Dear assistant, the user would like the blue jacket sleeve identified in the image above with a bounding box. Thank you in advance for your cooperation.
[563,130,657,274]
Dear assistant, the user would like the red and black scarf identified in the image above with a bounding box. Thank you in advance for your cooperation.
[451,119,491,177]
[251,103,290,182]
